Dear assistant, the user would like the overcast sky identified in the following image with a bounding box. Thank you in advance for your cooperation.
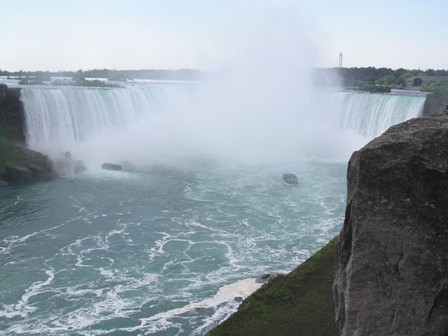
[1,0,447,71]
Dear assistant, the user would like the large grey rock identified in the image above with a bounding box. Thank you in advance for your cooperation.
[101,163,122,171]
[334,112,448,336]
[74,160,86,173]
[5,164,32,183]
[0,146,55,185]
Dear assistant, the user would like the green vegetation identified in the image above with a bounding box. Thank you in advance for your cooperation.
[2,67,448,91]
[52,78,124,88]
[207,238,338,336]
[420,81,448,97]
[315,67,448,90]
[359,84,391,93]
[337,67,448,87]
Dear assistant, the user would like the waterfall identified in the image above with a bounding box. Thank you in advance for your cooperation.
[337,91,426,139]
[20,83,426,165]
[21,83,194,150]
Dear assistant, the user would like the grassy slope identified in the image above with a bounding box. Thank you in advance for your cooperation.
[207,238,339,336]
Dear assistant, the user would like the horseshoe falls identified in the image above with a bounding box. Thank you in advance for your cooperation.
[0,82,425,335]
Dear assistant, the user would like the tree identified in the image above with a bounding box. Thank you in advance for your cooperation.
[397,72,414,84]
[377,75,396,85]
[413,77,423,86]
[72,70,85,82]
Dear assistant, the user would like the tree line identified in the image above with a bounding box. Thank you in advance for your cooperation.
[316,67,448,87]
[1,66,447,88]
[0,68,204,81]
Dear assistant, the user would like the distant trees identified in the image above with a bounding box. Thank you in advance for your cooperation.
[0,68,204,81]
[397,72,414,85]
[3,67,448,89]
[420,81,448,97]
[376,75,396,85]
[72,70,85,82]
[359,84,391,93]
[327,67,448,89]
[413,78,423,86]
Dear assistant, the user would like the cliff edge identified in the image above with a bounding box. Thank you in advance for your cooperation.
[334,110,448,335]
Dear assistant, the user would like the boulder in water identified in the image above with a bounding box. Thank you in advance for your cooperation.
[5,164,32,183]
[101,163,122,171]
[74,160,86,173]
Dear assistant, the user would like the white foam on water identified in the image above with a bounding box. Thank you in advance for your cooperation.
[194,297,242,335]
[0,220,73,255]
[139,277,262,327]
[0,269,55,319]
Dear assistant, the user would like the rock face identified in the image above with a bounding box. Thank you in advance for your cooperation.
[0,145,55,185]
[0,84,25,143]
[0,84,56,185]
[334,112,448,335]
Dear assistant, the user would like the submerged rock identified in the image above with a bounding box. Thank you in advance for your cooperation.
[334,112,448,335]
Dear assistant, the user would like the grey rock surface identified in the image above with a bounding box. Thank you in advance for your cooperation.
[334,111,448,336]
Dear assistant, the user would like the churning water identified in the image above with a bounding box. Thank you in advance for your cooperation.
[0,81,425,335]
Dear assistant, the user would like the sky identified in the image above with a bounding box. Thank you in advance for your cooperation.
[1,0,447,71]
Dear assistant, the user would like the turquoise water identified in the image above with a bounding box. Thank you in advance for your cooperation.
[0,159,345,335]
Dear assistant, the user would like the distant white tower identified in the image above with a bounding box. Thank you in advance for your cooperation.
[339,52,343,68]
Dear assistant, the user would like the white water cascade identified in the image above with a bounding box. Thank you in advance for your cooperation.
[336,90,426,139]
[20,83,426,166]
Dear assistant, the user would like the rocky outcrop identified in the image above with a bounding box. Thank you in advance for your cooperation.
[334,112,448,335]
[0,84,25,143]
[0,145,56,185]
[423,90,448,115]
[0,84,55,185]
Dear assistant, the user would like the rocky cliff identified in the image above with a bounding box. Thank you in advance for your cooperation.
[0,84,55,185]
[334,110,448,335]
[0,84,25,143]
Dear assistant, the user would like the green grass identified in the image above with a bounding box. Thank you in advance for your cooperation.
[207,238,339,336]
